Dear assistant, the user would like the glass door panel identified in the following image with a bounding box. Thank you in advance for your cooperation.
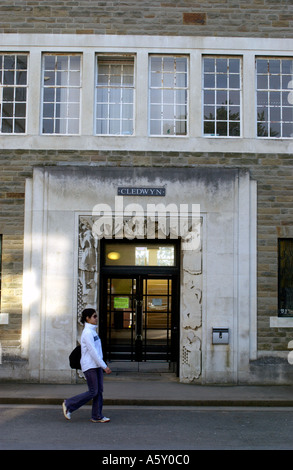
[143,279,172,359]
[103,275,173,362]
[106,277,136,360]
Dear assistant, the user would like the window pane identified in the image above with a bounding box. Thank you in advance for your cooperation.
[270,122,280,137]
[105,243,176,267]
[149,56,188,136]
[283,107,293,121]
[68,119,79,134]
[44,55,55,70]
[216,121,227,136]
[2,118,13,132]
[175,120,186,135]
[204,74,215,88]
[204,90,215,104]
[0,54,28,133]
[16,70,27,85]
[14,119,25,133]
[150,89,161,104]
[204,120,215,135]
[204,58,215,72]
[96,119,107,134]
[3,103,13,116]
[257,74,268,89]
[15,88,26,102]
[204,105,215,120]
[216,58,227,73]
[279,239,293,316]
[3,88,14,101]
[216,90,227,105]
[42,54,81,135]
[203,56,241,137]
[42,119,54,134]
[109,104,120,119]
[122,119,133,135]
[229,74,240,89]
[229,122,240,136]
[229,106,240,120]
[96,103,108,119]
[15,103,26,117]
[256,57,293,138]
[109,120,120,134]
[282,122,293,137]
[149,119,161,135]
[216,73,227,88]
[96,56,135,135]
[122,104,133,119]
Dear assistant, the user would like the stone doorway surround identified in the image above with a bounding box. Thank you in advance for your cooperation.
[22,166,256,384]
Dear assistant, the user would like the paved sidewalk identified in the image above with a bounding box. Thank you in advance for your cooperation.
[1,373,293,407]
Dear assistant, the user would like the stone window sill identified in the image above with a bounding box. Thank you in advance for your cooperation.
[270,317,293,328]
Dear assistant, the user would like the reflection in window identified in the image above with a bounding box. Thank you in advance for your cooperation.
[149,56,188,136]
[42,54,81,134]
[105,243,176,267]
[96,56,134,135]
[0,54,28,134]
[135,247,149,265]
[157,247,175,266]
[135,246,175,266]
[203,56,241,137]
[278,239,293,317]
[256,58,293,138]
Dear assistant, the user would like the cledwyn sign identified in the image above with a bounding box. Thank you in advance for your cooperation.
[118,187,166,196]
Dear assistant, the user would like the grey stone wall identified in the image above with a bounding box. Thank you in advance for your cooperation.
[0,0,292,37]
[1,149,293,356]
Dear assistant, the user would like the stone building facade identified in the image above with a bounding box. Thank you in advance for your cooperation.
[0,1,293,384]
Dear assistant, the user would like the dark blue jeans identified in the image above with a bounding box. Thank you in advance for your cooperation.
[65,367,104,420]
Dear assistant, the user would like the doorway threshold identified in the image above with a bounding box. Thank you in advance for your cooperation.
[106,361,177,380]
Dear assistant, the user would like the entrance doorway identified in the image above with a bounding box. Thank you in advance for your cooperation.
[99,240,180,372]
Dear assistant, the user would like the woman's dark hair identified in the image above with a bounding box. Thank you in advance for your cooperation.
[80,308,96,324]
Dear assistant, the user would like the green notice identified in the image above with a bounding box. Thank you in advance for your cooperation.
[114,297,129,309]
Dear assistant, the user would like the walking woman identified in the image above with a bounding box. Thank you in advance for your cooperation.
[62,308,112,422]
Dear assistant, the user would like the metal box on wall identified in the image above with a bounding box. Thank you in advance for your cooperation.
[212,328,229,344]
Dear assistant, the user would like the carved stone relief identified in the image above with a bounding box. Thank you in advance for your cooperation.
[181,219,202,382]
[77,216,99,322]
[77,214,203,381]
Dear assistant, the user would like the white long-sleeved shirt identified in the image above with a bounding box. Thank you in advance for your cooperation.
[80,322,107,372]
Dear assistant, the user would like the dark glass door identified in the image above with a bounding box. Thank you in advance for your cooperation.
[101,274,178,363]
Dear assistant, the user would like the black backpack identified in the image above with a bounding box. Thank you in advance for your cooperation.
[69,345,81,370]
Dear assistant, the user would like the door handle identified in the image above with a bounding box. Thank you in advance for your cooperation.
[135,299,143,339]
[135,299,143,361]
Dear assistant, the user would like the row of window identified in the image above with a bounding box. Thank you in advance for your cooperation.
[1,53,293,138]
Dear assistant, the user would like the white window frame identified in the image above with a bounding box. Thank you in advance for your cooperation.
[0,53,28,134]
[148,55,188,137]
[1,34,293,154]
[202,55,242,138]
[256,57,293,139]
[95,54,135,136]
[41,53,82,135]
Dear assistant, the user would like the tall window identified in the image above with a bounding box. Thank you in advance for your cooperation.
[96,56,135,135]
[149,56,188,136]
[203,56,241,137]
[42,54,81,135]
[256,58,293,138]
[0,54,28,134]
[278,239,293,316]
